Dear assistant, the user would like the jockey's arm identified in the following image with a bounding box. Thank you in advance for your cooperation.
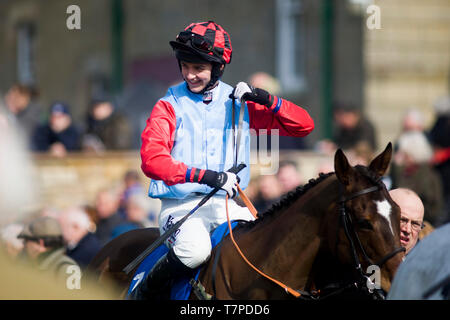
[140,100,188,186]
[247,96,314,137]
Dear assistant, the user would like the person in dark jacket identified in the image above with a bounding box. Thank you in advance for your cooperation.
[332,102,377,152]
[111,192,160,238]
[253,174,283,214]
[17,216,79,282]
[390,131,444,226]
[59,207,102,269]
[93,188,125,246]
[82,98,132,151]
[32,102,81,156]
[429,96,450,225]
[1,83,42,147]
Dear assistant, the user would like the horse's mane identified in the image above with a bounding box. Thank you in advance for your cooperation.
[243,171,335,227]
[242,164,384,228]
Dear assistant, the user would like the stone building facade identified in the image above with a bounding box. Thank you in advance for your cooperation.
[0,0,365,148]
[365,0,450,149]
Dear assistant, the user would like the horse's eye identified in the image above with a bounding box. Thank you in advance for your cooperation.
[357,219,373,230]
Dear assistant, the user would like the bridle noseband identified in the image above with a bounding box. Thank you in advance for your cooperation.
[337,182,405,295]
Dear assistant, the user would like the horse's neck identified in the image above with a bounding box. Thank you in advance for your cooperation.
[240,175,341,289]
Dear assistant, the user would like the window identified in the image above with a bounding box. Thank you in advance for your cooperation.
[275,0,306,94]
[16,22,36,86]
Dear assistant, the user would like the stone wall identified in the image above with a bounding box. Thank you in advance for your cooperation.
[31,151,333,209]
[365,0,450,150]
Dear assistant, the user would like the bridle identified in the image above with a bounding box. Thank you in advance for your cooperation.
[335,182,406,297]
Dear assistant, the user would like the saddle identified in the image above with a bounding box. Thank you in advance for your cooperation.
[127,220,240,300]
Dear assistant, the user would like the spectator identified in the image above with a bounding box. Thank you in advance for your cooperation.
[1,83,41,146]
[249,72,307,150]
[32,102,81,157]
[429,96,450,225]
[400,107,426,133]
[93,188,125,246]
[253,175,283,213]
[387,222,450,300]
[277,160,303,194]
[390,131,444,226]
[17,216,79,281]
[118,169,145,218]
[345,141,374,167]
[316,158,335,175]
[331,102,377,152]
[111,192,160,238]
[0,105,116,299]
[82,98,132,151]
[0,223,25,261]
[389,188,425,255]
[248,72,281,96]
[59,207,102,269]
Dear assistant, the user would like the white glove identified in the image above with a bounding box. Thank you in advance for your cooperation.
[199,170,240,198]
[232,82,253,101]
[216,172,239,198]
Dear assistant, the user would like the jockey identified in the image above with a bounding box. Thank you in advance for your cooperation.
[134,20,314,299]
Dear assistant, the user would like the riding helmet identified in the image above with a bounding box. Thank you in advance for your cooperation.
[170,21,232,91]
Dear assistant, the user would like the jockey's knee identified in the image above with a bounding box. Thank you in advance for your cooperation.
[173,241,211,269]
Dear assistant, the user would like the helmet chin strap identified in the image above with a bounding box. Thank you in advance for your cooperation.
[202,63,224,93]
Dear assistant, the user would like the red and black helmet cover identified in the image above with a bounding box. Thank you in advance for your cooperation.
[170,21,232,65]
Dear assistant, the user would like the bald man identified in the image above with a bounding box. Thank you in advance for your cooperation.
[389,188,425,255]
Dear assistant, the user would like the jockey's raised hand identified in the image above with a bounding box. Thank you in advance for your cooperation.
[231,81,273,107]
[199,170,239,198]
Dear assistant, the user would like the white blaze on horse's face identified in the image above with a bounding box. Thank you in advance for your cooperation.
[374,200,394,235]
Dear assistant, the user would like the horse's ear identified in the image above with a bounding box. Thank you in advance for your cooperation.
[334,148,354,185]
[368,142,393,177]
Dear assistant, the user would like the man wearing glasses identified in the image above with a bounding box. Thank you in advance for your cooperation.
[389,188,425,255]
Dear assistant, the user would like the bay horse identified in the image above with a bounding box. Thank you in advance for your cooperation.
[88,143,405,299]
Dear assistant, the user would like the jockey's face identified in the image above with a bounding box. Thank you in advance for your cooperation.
[180,61,212,93]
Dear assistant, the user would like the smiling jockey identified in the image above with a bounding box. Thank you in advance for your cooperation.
[134,20,314,299]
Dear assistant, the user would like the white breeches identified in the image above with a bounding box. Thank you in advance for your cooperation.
[158,195,255,268]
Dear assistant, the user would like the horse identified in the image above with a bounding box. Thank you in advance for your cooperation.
[88,143,405,299]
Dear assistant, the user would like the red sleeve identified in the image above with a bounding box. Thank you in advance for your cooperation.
[140,100,188,186]
[247,96,314,137]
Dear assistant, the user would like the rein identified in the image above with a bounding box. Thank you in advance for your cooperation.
[224,191,309,299]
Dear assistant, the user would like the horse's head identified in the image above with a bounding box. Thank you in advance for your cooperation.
[332,142,404,293]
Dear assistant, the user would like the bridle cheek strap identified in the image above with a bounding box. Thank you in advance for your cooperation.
[339,184,405,270]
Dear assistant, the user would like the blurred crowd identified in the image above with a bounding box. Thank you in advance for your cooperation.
[1,78,450,299]
[0,88,160,297]
[246,95,450,230]
[0,168,160,298]
[2,81,449,228]
[0,83,134,158]
[0,167,161,266]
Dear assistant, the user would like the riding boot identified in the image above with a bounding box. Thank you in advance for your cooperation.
[130,248,194,300]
